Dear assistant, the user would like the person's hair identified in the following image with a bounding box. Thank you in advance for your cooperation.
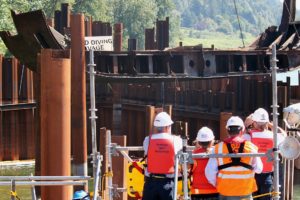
[198,141,212,149]
[254,122,268,131]
[156,127,164,133]
[227,126,242,136]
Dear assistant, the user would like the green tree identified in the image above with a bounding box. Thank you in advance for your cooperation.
[72,0,111,21]
[111,0,158,49]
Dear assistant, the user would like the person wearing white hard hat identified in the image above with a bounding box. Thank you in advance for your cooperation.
[247,108,285,200]
[190,127,218,200]
[205,116,263,200]
[142,112,182,200]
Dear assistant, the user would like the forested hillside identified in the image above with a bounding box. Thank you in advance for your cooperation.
[0,0,286,53]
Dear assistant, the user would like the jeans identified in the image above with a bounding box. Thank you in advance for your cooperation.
[142,177,174,200]
[254,173,273,200]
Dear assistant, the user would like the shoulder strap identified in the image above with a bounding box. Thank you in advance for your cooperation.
[218,142,253,170]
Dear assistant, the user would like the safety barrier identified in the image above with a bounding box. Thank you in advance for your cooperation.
[0,176,90,200]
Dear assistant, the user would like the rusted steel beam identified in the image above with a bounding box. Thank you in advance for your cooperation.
[0,55,2,104]
[18,110,27,159]
[61,3,71,35]
[279,0,296,32]
[145,105,155,136]
[2,58,13,102]
[220,112,232,140]
[0,10,65,71]
[40,49,71,200]
[54,10,62,33]
[26,109,35,159]
[128,39,137,51]
[10,110,19,160]
[3,111,10,160]
[34,54,41,199]
[0,111,3,161]
[85,16,92,37]
[26,69,34,103]
[145,28,155,50]
[70,14,88,187]
[92,21,112,36]
[112,135,128,200]
[114,23,123,52]
[11,58,18,104]
[156,17,169,50]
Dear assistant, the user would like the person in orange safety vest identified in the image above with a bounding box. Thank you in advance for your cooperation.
[205,116,263,200]
[142,112,182,200]
[190,127,218,200]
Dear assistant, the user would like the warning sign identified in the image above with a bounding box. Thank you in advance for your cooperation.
[84,36,113,51]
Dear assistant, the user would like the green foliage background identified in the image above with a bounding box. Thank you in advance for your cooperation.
[0,0,286,54]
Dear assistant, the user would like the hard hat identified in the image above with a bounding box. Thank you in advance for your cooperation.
[72,190,90,200]
[196,127,215,142]
[153,112,173,127]
[252,108,269,123]
[226,116,245,129]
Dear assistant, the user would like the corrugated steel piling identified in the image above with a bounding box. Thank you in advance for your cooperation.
[40,49,71,200]
[70,14,88,189]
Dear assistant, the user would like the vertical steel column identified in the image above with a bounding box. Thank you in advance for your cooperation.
[0,54,2,104]
[0,55,2,161]
[107,130,113,200]
[271,45,280,200]
[114,23,123,52]
[34,54,41,198]
[61,3,70,34]
[11,58,19,160]
[40,49,72,200]
[70,14,88,187]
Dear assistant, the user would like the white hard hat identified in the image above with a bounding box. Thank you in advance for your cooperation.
[196,127,215,142]
[226,116,245,129]
[252,108,269,123]
[153,112,173,127]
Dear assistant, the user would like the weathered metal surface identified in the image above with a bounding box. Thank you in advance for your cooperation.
[128,39,137,51]
[40,49,71,200]
[145,28,155,50]
[279,0,296,33]
[0,10,65,71]
[60,3,71,34]
[156,17,169,50]
[70,14,88,190]
[92,21,112,36]
[114,23,123,52]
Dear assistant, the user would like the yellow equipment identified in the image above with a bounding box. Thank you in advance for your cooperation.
[126,160,190,199]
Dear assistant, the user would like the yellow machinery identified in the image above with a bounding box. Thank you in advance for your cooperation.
[126,160,189,199]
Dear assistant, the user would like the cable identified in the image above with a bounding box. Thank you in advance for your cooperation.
[233,0,245,48]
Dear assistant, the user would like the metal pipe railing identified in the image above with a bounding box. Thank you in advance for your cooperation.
[0,176,90,181]
[0,181,87,186]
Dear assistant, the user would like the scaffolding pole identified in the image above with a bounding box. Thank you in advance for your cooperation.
[271,44,280,200]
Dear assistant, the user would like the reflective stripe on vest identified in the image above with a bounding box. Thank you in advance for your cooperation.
[215,141,257,196]
[191,148,217,194]
[250,130,273,173]
[147,135,175,174]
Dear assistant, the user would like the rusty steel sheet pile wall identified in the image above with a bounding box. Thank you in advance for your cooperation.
[0,56,35,161]
[94,73,296,145]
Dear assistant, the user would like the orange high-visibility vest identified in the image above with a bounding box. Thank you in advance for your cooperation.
[250,129,274,173]
[191,148,217,194]
[147,136,175,174]
[215,141,258,196]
